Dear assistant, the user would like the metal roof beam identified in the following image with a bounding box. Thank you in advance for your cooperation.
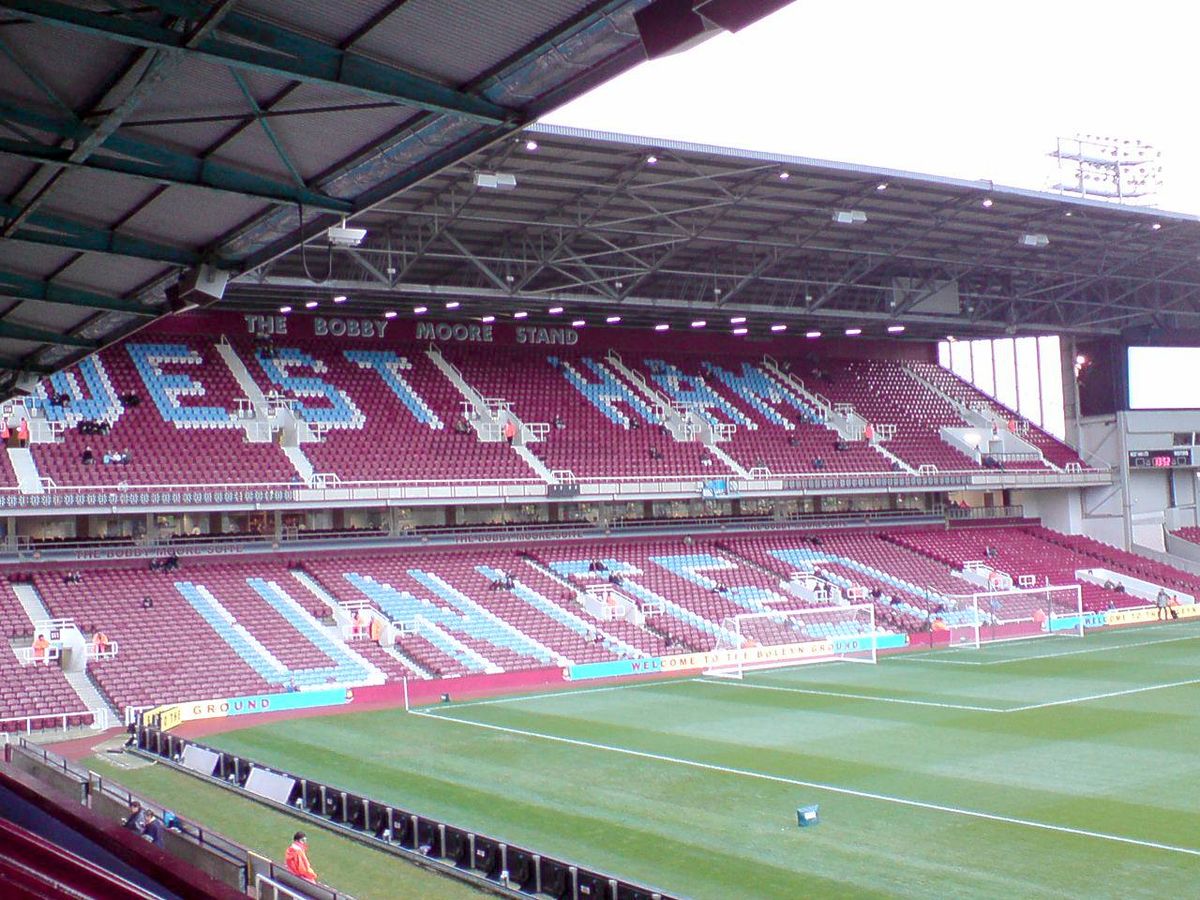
[0,201,201,265]
[0,319,96,348]
[0,106,353,214]
[0,0,515,124]
[0,269,154,316]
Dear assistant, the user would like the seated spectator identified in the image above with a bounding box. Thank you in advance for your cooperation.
[81,445,94,465]
[553,414,565,429]
[141,595,154,609]
[812,457,825,470]
[649,446,663,460]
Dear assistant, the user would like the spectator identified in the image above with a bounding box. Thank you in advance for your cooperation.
[812,457,825,470]
[92,630,110,655]
[81,445,94,465]
[142,810,165,847]
[123,801,147,834]
[142,596,154,610]
[31,632,50,665]
[285,832,318,884]
[553,414,565,430]
[453,415,470,434]
[503,419,516,444]
[1156,588,1170,621]
[649,446,662,460]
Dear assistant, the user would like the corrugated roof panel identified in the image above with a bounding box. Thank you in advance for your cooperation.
[0,242,80,277]
[357,0,598,84]
[267,106,417,183]
[237,0,388,47]
[124,186,269,250]
[130,56,251,122]
[0,23,135,112]
[0,160,40,199]
[208,125,300,188]
[3,303,95,332]
[122,119,250,159]
[53,254,168,297]
[43,169,162,230]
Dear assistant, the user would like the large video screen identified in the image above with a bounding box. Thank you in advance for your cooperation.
[1128,346,1200,409]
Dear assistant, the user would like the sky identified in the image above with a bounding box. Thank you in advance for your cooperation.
[547,1,1200,216]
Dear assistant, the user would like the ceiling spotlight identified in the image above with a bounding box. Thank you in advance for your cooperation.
[887,325,906,333]
[548,306,563,315]
[481,315,495,324]
[733,327,748,335]
[605,315,621,324]
[505,274,515,283]
[413,306,427,314]
[279,305,292,314]
[524,139,538,151]
[832,209,867,225]
[572,319,585,327]
[876,182,888,191]
[691,320,707,328]
[1019,233,1050,248]
[305,300,318,309]
[384,311,398,319]
[1064,211,1073,218]
[778,171,790,180]
[1075,354,1088,365]
[945,335,957,342]
[445,301,460,309]
[646,155,658,165]
[845,327,862,336]
[730,316,747,324]
[1151,222,1162,230]
[614,281,624,289]
[332,295,347,304]
[981,197,994,208]
[654,323,669,332]
[770,324,787,332]
[513,311,528,319]
[805,330,821,338]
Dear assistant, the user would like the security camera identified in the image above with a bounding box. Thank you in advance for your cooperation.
[327,220,367,247]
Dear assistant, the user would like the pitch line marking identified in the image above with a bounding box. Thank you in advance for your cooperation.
[410,708,1200,860]
[429,680,660,711]
[891,629,1200,667]
[1006,676,1200,712]
[695,677,1006,712]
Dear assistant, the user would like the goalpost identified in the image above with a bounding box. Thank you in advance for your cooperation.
[941,584,1084,649]
[704,604,877,679]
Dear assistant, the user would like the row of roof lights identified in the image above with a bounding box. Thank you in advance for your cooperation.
[275,303,906,337]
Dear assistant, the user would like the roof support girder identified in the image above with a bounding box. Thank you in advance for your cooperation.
[0,319,96,348]
[0,0,515,124]
[0,201,201,265]
[0,269,154,316]
[0,102,353,214]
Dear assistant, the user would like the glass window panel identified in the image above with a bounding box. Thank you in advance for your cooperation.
[1014,337,1041,424]
[950,340,973,380]
[1038,335,1066,439]
[971,340,995,395]
[992,339,1018,409]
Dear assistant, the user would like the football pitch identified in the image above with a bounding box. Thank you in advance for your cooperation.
[141,621,1200,898]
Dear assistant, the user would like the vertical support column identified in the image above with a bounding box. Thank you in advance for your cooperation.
[1059,335,1082,450]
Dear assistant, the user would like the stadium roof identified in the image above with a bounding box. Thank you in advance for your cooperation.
[0,0,705,392]
[233,124,1200,343]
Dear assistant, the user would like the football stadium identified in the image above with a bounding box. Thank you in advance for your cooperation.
[0,2,1198,898]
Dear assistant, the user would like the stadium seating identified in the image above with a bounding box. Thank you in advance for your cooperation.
[31,342,296,488]
[1170,526,1200,545]
[5,321,1102,491]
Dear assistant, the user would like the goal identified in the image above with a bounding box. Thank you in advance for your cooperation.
[704,604,877,679]
[940,584,1084,649]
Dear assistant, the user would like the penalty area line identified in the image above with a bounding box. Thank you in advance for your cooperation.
[409,708,1200,860]
[421,680,664,712]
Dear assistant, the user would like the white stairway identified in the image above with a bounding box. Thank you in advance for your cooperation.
[11,583,52,622]
[7,447,43,494]
[63,670,119,730]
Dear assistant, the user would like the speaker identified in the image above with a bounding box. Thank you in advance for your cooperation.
[171,264,228,310]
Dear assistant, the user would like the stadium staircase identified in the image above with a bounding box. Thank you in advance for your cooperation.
[6,446,43,494]
[62,670,118,730]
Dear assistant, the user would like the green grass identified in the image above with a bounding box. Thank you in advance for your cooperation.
[110,621,1200,899]
[84,757,484,900]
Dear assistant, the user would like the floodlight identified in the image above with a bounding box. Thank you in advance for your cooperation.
[832,210,867,225]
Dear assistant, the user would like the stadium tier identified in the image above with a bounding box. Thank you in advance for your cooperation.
[6,316,1098,496]
[6,521,1198,725]
[1170,526,1200,545]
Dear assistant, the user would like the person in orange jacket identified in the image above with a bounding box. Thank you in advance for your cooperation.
[31,633,50,664]
[285,831,317,883]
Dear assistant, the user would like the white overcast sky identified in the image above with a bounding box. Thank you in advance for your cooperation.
[547,1,1200,215]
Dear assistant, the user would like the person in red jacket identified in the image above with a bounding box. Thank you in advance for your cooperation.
[285,831,317,883]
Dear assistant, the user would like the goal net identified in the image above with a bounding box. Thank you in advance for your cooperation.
[704,604,877,679]
[940,584,1084,649]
